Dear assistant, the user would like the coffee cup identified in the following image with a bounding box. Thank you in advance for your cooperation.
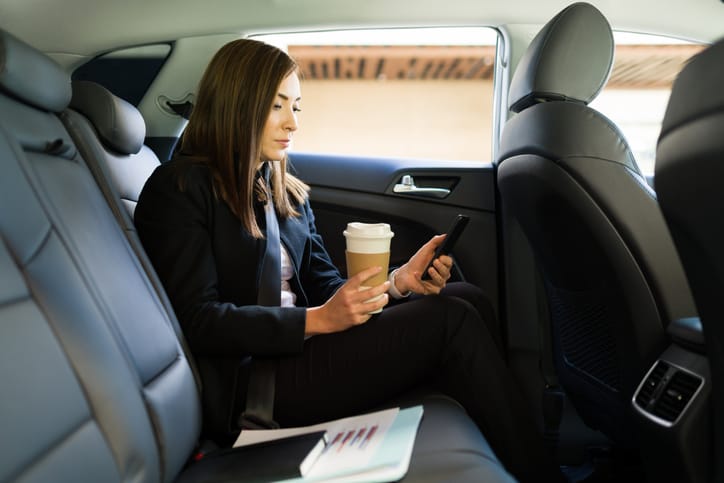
[343,222,394,313]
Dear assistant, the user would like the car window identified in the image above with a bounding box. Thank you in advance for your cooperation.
[590,33,704,176]
[256,28,499,162]
[72,44,173,106]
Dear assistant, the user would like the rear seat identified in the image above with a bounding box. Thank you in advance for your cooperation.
[0,29,200,483]
[0,28,515,482]
[60,79,203,392]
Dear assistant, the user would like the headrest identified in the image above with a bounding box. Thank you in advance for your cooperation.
[70,80,146,155]
[0,29,72,112]
[659,37,724,140]
[508,2,614,113]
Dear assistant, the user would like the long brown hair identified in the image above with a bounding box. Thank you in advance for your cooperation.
[179,38,309,238]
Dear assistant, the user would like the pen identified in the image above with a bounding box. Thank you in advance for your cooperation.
[359,424,378,449]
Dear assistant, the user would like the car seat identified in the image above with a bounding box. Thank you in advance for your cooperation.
[496,2,697,448]
[655,37,724,483]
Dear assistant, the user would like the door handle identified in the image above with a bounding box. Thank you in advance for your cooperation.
[393,175,451,199]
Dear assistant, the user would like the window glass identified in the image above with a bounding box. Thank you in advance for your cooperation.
[256,28,499,162]
[590,33,704,175]
[73,44,173,106]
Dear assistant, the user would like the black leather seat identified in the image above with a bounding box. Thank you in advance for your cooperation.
[655,37,724,483]
[0,29,201,483]
[0,28,515,482]
[496,2,697,448]
[61,80,204,392]
[63,80,162,223]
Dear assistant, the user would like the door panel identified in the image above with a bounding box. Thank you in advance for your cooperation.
[289,152,499,314]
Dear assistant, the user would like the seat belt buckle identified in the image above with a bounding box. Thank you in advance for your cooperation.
[542,385,565,443]
[239,411,280,430]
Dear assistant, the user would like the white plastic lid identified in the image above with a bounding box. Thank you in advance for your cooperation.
[343,222,394,239]
[343,223,394,253]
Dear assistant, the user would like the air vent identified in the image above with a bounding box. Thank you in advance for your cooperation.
[635,360,669,407]
[652,370,703,423]
[633,360,704,426]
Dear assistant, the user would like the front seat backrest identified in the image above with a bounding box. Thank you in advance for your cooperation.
[496,2,697,447]
[655,37,724,483]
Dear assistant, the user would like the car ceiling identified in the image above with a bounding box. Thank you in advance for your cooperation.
[1,0,723,70]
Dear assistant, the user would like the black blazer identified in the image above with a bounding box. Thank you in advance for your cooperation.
[135,158,346,436]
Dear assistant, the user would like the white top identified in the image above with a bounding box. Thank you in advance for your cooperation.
[277,243,409,308]
[280,244,297,307]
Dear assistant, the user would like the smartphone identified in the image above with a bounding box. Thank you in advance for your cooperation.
[421,214,470,280]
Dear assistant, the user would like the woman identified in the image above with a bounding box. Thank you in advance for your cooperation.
[135,38,560,482]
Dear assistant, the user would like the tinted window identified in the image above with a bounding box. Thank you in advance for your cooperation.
[72,44,173,106]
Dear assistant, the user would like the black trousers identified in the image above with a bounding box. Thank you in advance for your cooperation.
[267,282,559,482]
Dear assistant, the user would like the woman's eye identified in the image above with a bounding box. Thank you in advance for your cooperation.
[272,104,282,110]
[293,106,302,113]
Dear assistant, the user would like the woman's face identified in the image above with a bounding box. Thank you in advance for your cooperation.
[260,71,301,162]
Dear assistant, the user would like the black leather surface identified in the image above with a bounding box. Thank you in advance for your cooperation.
[0,29,72,112]
[656,37,724,483]
[0,93,77,159]
[401,395,513,482]
[0,121,162,482]
[70,80,146,155]
[666,317,705,351]
[0,25,514,483]
[499,101,696,325]
[508,2,613,113]
[0,29,201,482]
[499,100,638,171]
[62,82,204,398]
[659,38,724,139]
[180,394,515,483]
[62,108,158,223]
[0,237,119,483]
[498,1,696,449]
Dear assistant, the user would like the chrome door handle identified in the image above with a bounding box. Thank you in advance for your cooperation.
[393,175,451,199]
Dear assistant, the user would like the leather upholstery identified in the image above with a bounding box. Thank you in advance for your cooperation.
[61,81,203,398]
[658,39,724,139]
[0,30,72,112]
[63,80,160,222]
[497,2,696,447]
[655,37,724,483]
[508,2,614,113]
[0,28,200,483]
[70,80,146,155]
[0,26,515,482]
[0,104,165,483]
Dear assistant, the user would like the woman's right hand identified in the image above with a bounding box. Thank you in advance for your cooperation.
[305,266,390,336]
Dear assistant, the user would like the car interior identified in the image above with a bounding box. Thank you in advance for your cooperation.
[497,0,696,451]
[1,0,723,482]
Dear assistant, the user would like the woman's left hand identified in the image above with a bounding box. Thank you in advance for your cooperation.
[393,234,452,296]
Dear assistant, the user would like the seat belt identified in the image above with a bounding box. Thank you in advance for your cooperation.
[240,162,281,430]
[240,359,279,429]
[537,274,564,457]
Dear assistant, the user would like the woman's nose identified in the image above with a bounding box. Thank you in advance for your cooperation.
[284,111,298,132]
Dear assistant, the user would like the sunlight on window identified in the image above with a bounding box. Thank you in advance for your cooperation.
[591,32,704,176]
[255,28,499,162]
